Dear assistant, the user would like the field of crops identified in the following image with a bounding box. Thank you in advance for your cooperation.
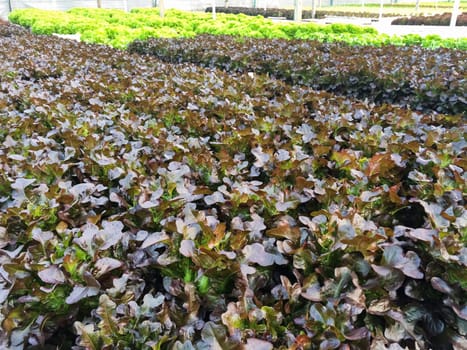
[1,8,466,350]
[8,7,467,49]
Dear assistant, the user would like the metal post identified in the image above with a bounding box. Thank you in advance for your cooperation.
[450,0,460,27]
[379,0,383,20]
[312,0,316,18]
[7,0,12,13]
[212,0,216,20]
[159,0,165,18]
[415,0,420,13]
[294,0,303,21]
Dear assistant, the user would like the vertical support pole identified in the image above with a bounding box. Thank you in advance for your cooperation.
[159,0,165,18]
[212,0,216,20]
[379,0,384,20]
[8,0,12,13]
[415,0,420,13]
[97,0,102,8]
[450,0,460,27]
[312,0,316,18]
[294,0,303,21]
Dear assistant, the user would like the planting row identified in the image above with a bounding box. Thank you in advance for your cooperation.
[128,35,466,115]
[205,6,396,19]
[8,7,467,49]
[206,4,467,19]
[0,23,466,349]
[9,7,376,48]
[392,12,467,26]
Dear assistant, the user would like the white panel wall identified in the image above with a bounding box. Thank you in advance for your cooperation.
[164,0,212,11]
[0,0,154,18]
[0,0,404,19]
[20,0,154,10]
[0,1,10,19]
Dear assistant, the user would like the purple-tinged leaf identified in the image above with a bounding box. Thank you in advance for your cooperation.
[383,245,405,266]
[66,285,99,304]
[245,214,266,239]
[405,227,438,245]
[138,188,163,208]
[394,251,423,279]
[360,190,381,202]
[141,231,170,249]
[10,178,35,206]
[430,277,452,294]
[97,221,124,250]
[142,293,165,312]
[243,243,287,266]
[319,338,340,350]
[344,327,369,340]
[94,258,123,278]
[180,239,196,257]
[301,282,321,302]
[297,124,316,143]
[275,200,297,212]
[176,219,200,240]
[245,338,273,350]
[274,149,290,162]
[31,228,54,247]
[371,264,393,277]
[204,191,226,205]
[38,265,66,284]
[251,146,270,168]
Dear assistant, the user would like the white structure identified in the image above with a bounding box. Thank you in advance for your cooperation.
[1,0,464,22]
[0,1,221,18]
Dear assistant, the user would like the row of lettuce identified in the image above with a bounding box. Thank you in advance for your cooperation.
[128,35,466,116]
[392,11,467,26]
[8,7,467,49]
[206,6,467,21]
[0,22,466,350]
[205,6,393,19]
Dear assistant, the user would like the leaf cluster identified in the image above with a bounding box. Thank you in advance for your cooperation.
[0,22,466,350]
[128,34,466,115]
